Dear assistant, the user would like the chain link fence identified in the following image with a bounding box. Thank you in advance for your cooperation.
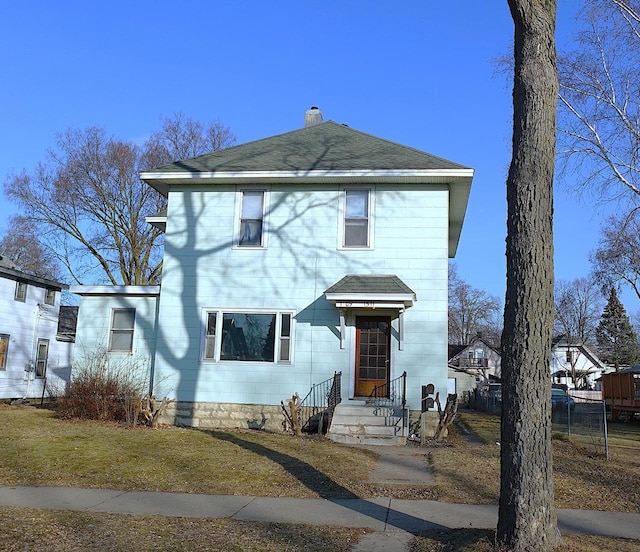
[463,388,609,459]
[552,394,609,459]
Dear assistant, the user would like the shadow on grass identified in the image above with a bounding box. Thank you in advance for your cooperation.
[205,430,448,534]
[206,430,358,499]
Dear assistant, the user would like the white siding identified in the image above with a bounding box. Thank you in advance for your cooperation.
[0,276,71,399]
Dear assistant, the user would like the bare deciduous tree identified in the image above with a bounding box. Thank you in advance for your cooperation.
[498,0,559,550]
[554,277,603,345]
[4,114,235,285]
[448,264,501,346]
[592,210,640,300]
[0,216,62,280]
[558,0,640,202]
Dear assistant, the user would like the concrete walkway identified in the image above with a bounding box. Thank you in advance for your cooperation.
[1,485,639,547]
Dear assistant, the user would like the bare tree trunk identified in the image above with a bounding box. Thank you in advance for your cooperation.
[498,1,560,550]
[433,392,458,441]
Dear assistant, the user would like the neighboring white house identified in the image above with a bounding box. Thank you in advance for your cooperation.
[71,108,474,436]
[550,335,607,390]
[0,256,75,400]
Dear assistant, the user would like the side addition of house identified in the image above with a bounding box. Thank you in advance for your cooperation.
[71,108,474,440]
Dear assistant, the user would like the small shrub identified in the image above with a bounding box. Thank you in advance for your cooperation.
[58,348,149,424]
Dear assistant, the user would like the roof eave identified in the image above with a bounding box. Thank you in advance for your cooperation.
[70,285,160,297]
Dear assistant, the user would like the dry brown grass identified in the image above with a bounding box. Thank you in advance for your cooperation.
[0,506,366,552]
[408,530,640,552]
[430,410,640,513]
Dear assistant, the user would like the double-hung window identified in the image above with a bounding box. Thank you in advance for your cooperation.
[344,189,370,247]
[35,339,49,378]
[44,288,56,305]
[203,310,293,363]
[239,190,265,247]
[108,308,136,353]
[15,281,27,302]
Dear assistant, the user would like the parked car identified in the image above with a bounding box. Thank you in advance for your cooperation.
[551,388,575,412]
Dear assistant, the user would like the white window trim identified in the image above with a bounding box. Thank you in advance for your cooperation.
[337,186,374,250]
[44,288,56,306]
[108,308,136,353]
[15,281,27,302]
[201,308,294,364]
[234,187,270,249]
[35,338,49,378]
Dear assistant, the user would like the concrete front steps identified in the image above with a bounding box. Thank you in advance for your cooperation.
[327,401,408,446]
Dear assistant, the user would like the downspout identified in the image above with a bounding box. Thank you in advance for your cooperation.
[24,304,41,399]
[147,292,161,397]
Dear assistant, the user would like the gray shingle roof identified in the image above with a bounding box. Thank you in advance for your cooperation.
[325,275,415,295]
[147,121,470,174]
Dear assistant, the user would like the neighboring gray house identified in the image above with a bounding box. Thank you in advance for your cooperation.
[448,333,502,396]
[71,108,474,441]
[0,256,74,399]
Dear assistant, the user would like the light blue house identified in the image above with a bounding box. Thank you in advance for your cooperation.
[72,108,473,442]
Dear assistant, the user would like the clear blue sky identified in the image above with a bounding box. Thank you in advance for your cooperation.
[1,1,630,309]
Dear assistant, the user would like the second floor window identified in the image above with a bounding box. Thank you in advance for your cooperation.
[344,190,370,247]
[44,288,56,305]
[239,190,264,247]
[15,281,27,302]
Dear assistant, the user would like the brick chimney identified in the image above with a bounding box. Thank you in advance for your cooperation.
[304,106,323,127]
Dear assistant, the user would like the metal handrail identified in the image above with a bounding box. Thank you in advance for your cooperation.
[368,371,407,409]
[299,371,342,434]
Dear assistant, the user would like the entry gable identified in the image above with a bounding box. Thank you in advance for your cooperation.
[324,274,416,310]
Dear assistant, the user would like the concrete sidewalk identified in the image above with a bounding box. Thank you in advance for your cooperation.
[1,485,639,541]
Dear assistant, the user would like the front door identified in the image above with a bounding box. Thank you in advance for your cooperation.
[354,316,391,397]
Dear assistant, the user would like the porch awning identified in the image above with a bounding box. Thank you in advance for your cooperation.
[324,275,416,309]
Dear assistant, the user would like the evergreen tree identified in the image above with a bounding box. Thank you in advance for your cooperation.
[596,288,640,371]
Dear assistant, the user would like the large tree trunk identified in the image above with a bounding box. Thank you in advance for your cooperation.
[498,1,560,550]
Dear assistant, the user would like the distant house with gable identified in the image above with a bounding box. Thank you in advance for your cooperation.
[448,333,502,396]
[550,335,607,390]
[0,256,75,400]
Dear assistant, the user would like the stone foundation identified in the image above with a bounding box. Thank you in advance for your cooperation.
[160,401,285,432]
[160,401,442,439]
